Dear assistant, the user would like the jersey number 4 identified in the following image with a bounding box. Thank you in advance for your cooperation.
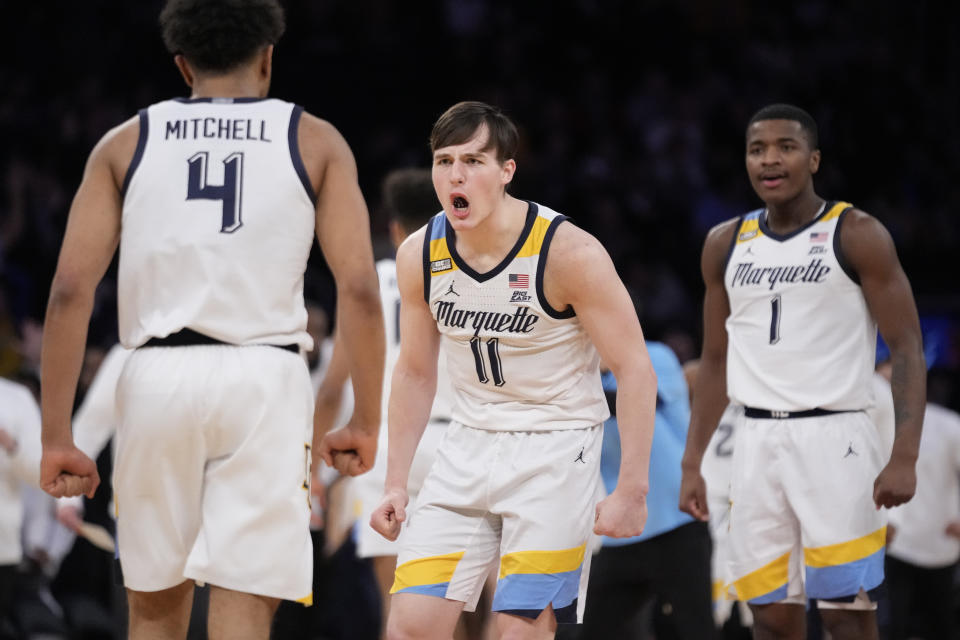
[186,151,244,233]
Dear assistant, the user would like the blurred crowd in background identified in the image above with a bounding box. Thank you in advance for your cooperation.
[1,1,957,638]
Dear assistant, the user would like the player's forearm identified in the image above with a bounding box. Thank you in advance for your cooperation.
[888,342,926,462]
[611,362,657,495]
[384,366,436,491]
[337,285,385,428]
[41,283,94,448]
[681,352,728,470]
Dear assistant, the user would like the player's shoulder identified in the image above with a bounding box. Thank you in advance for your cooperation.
[298,110,350,151]
[547,216,607,266]
[704,215,744,250]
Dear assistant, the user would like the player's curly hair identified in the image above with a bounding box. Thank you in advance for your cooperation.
[429,101,519,164]
[159,0,286,74]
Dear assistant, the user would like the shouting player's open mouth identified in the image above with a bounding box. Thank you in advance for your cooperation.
[452,195,470,218]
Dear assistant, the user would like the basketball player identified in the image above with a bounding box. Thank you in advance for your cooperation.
[314,167,458,638]
[679,104,926,640]
[37,1,385,638]
[369,101,658,640]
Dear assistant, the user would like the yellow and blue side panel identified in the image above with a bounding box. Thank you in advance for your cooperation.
[803,527,885,599]
[735,210,764,244]
[821,201,852,222]
[391,551,464,597]
[732,551,791,604]
[492,543,586,623]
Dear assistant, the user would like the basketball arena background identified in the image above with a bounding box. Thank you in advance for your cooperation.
[1,1,956,401]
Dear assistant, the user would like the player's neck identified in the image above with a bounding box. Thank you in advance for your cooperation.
[455,196,527,265]
[764,192,825,234]
[189,74,268,100]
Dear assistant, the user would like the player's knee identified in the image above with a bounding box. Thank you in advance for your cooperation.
[750,603,805,639]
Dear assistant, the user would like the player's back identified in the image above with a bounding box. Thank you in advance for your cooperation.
[118,98,315,350]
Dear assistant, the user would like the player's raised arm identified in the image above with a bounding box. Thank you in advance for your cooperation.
[370,227,441,541]
[679,218,738,521]
[544,222,657,538]
[840,210,925,508]
[40,118,138,498]
[301,113,385,476]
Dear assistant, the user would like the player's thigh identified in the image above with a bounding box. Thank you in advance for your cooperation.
[114,347,210,591]
[785,413,886,600]
[727,418,804,605]
[386,592,465,640]
[186,346,315,602]
[493,427,603,624]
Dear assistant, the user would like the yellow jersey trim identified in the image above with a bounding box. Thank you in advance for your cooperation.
[499,543,587,579]
[803,526,886,569]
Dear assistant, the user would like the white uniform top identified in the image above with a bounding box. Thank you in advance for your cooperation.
[423,202,608,432]
[724,201,876,411]
[379,257,452,422]
[887,403,960,568]
[119,97,316,350]
[0,377,42,565]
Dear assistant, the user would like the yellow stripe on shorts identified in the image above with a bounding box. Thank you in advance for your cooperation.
[732,551,790,602]
[803,526,886,568]
[391,551,464,593]
[498,543,587,579]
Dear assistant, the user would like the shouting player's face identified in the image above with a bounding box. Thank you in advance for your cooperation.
[745,119,820,207]
[432,125,515,232]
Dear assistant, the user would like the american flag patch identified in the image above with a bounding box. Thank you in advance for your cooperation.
[809,232,828,242]
[508,273,529,288]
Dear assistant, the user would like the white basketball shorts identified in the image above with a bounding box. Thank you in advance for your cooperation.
[113,344,314,603]
[352,418,449,558]
[391,422,603,623]
[728,410,886,607]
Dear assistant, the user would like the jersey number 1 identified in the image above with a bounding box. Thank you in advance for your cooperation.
[470,336,505,386]
[769,294,782,345]
[187,151,244,233]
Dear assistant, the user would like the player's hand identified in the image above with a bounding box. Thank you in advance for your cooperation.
[370,487,408,541]
[944,521,960,540]
[873,455,917,509]
[318,421,378,477]
[40,445,99,499]
[678,468,710,521]
[594,489,647,538]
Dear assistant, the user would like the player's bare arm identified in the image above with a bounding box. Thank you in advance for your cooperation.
[840,209,925,508]
[301,113,386,476]
[371,228,441,541]
[41,116,139,499]
[679,217,738,521]
[543,222,657,538]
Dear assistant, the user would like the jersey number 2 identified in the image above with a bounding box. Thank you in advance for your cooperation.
[187,151,244,233]
[470,336,505,386]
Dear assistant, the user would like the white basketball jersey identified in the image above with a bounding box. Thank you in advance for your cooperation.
[724,201,876,411]
[118,98,316,350]
[378,258,452,421]
[423,203,608,432]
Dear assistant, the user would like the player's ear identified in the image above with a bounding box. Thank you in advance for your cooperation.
[809,149,821,175]
[260,45,274,82]
[174,54,194,88]
[500,158,516,186]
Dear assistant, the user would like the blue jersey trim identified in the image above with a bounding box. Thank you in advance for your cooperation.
[535,215,574,319]
[121,109,149,197]
[287,105,317,205]
[173,96,270,104]
[446,202,537,283]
